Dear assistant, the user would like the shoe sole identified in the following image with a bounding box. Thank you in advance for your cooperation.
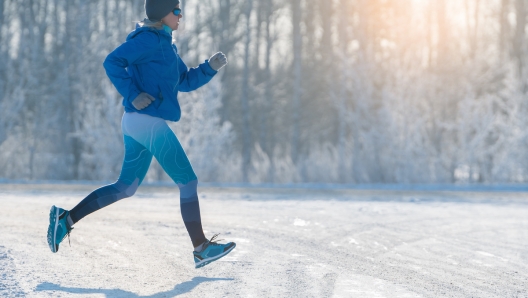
[195,243,236,269]
[47,206,59,253]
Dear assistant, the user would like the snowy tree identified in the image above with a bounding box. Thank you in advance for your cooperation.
[2,0,528,184]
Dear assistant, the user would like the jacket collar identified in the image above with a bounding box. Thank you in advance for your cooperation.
[163,25,173,35]
[127,24,172,41]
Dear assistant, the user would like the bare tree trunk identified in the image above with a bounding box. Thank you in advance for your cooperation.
[64,0,82,180]
[427,0,434,69]
[469,0,481,58]
[178,0,189,55]
[253,0,262,74]
[514,0,526,79]
[291,0,302,167]
[435,0,448,68]
[217,0,239,123]
[253,0,264,157]
[500,0,511,59]
[337,0,349,182]
[0,0,6,146]
[0,0,4,43]
[319,0,332,68]
[241,0,253,182]
[263,0,274,182]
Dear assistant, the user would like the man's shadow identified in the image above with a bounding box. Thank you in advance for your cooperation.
[35,276,234,297]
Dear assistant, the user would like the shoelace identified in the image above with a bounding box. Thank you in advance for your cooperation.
[61,227,74,247]
[67,228,73,247]
[206,233,224,247]
[58,211,74,247]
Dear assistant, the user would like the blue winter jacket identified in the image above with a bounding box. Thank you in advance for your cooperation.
[103,26,217,122]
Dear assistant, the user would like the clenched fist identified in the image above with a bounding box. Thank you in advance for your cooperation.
[132,92,155,110]
[208,52,228,71]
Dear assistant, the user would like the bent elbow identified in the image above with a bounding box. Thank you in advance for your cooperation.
[102,55,113,71]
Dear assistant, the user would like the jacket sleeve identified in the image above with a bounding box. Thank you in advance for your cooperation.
[103,32,159,104]
[177,57,218,92]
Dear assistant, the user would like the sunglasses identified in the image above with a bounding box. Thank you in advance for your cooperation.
[173,8,182,16]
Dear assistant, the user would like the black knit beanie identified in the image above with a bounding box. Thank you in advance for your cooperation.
[145,0,180,21]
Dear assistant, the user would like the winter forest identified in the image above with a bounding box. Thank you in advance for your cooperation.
[1,0,528,184]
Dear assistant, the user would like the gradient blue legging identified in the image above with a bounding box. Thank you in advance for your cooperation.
[69,112,207,247]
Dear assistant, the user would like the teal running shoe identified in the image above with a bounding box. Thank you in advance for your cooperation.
[46,205,73,253]
[193,234,236,268]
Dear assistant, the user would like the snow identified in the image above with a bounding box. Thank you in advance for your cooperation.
[1,183,528,297]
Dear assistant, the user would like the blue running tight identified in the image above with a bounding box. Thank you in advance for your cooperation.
[69,112,207,247]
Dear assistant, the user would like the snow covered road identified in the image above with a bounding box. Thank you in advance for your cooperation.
[0,183,527,297]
